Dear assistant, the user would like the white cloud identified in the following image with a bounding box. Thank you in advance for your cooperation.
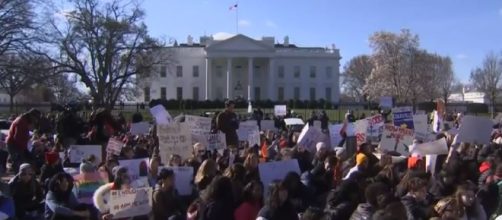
[456,54,468,60]
[265,20,277,28]
[238,19,251,27]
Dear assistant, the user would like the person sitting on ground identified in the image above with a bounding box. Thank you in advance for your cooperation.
[8,163,44,219]
[153,168,183,220]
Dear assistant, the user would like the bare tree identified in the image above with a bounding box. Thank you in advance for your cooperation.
[48,74,88,104]
[0,0,34,56]
[470,52,502,118]
[33,0,166,109]
[342,55,373,101]
[434,56,455,104]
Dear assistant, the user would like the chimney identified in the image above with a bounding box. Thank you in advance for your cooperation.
[187,35,193,46]
[284,36,289,47]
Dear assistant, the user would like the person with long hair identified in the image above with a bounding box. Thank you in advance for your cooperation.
[234,180,264,220]
[45,172,94,220]
[198,176,235,220]
[93,166,132,220]
[401,177,429,220]
[152,168,183,220]
[257,180,298,220]
[243,153,260,182]
[223,163,247,205]
[452,184,486,219]
[194,159,218,191]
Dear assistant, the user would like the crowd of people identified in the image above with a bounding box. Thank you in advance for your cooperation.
[0,100,502,220]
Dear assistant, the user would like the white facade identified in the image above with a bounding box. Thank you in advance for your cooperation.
[137,34,341,103]
[448,91,490,104]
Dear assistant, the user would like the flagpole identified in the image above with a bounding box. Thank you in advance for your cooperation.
[236,2,239,34]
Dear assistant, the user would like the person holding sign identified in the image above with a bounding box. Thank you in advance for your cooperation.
[217,100,239,147]
[93,166,132,220]
[153,168,183,220]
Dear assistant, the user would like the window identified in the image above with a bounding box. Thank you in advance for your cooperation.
[325,87,332,102]
[278,65,285,78]
[216,66,223,78]
[160,65,167,77]
[216,87,223,98]
[144,87,150,102]
[176,66,183,77]
[310,87,316,101]
[278,87,284,101]
[310,66,316,78]
[193,87,199,101]
[294,87,300,100]
[254,87,261,101]
[294,66,301,78]
[176,87,183,100]
[326,66,333,79]
[193,65,199,77]
[160,87,166,100]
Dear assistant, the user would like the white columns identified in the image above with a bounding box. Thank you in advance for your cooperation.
[247,57,254,101]
[268,59,275,100]
[226,58,232,99]
[205,58,212,100]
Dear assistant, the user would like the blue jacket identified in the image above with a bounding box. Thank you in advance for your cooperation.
[45,190,79,219]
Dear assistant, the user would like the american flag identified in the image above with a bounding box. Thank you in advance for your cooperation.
[229,3,238,10]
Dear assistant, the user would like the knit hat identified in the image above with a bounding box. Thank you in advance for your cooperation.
[80,162,96,173]
[356,153,367,166]
[45,152,60,165]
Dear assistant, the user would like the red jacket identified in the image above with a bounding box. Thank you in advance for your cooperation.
[6,116,30,151]
[234,201,261,220]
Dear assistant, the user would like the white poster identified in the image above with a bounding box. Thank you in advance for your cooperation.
[379,124,414,156]
[106,138,124,156]
[248,130,261,148]
[297,124,324,152]
[160,166,194,196]
[237,123,260,141]
[432,110,442,133]
[130,122,150,135]
[426,154,438,175]
[409,138,448,155]
[329,124,343,148]
[109,187,152,219]
[380,96,393,108]
[284,118,304,126]
[184,115,212,136]
[258,159,300,194]
[274,105,287,116]
[354,119,369,146]
[366,114,385,142]
[413,114,429,141]
[118,158,150,181]
[69,145,102,164]
[157,123,193,162]
[149,105,172,125]
[193,132,227,151]
[457,115,493,144]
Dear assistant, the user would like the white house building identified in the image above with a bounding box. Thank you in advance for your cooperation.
[137,34,341,103]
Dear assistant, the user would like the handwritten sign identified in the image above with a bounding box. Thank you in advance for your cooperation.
[274,105,287,116]
[410,138,448,155]
[193,132,227,151]
[69,145,102,164]
[379,124,414,156]
[366,114,384,143]
[106,138,124,156]
[258,159,300,194]
[130,122,150,135]
[160,166,194,196]
[297,124,324,152]
[150,105,172,125]
[109,187,152,219]
[158,123,193,162]
[457,115,493,144]
[184,115,212,135]
[237,122,260,141]
[393,106,414,129]
[118,158,149,181]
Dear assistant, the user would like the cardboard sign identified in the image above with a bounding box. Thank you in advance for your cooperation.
[157,123,193,162]
[106,138,124,156]
[69,145,102,164]
[150,105,172,125]
[72,173,106,204]
[109,187,152,219]
[160,166,194,196]
[379,124,414,156]
[410,138,448,155]
[258,159,300,194]
[118,158,150,181]
[393,106,414,129]
[413,114,429,141]
[457,115,493,144]
[274,105,287,116]
[130,122,150,135]
[380,96,393,108]
[184,115,212,136]
[329,124,343,148]
[297,124,324,152]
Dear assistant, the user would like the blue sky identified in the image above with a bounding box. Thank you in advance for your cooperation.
[143,0,502,83]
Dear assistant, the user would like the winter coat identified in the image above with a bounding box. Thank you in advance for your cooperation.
[152,186,183,220]
[349,203,374,220]
[401,195,428,220]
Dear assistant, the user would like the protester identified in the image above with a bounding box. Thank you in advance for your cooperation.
[217,100,239,147]
[153,168,183,220]
[257,180,299,220]
[6,109,41,172]
[234,180,264,220]
[93,166,131,220]
[8,163,44,219]
[40,151,64,190]
[197,176,235,220]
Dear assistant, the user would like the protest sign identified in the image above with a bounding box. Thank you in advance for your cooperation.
[260,120,277,132]
[393,106,414,129]
[237,123,260,141]
[354,119,369,146]
[109,187,152,219]
[193,132,227,151]
[379,124,414,156]
[329,124,343,147]
[150,105,172,125]
[130,122,150,135]
[366,114,385,143]
[297,124,324,152]
[69,145,102,164]
[184,115,212,136]
[380,96,393,108]
[432,110,442,133]
[160,166,194,196]
[457,115,493,144]
[258,159,300,194]
[426,154,438,175]
[413,114,429,141]
[409,138,448,155]
[274,105,287,116]
[248,129,261,148]
[284,118,304,126]
[118,158,149,181]
[72,173,106,204]
[157,123,192,162]
[106,138,123,156]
